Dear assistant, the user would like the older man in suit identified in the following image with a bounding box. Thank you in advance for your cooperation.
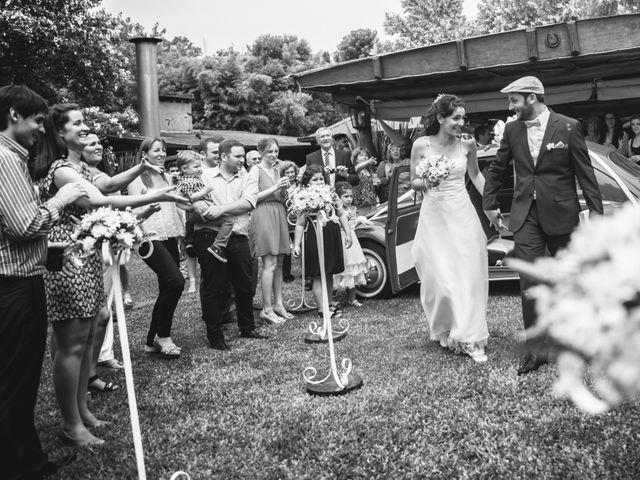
[306,127,359,186]
[483,76,603,375]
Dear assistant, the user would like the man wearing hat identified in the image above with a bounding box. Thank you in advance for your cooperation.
[482,76,603,375]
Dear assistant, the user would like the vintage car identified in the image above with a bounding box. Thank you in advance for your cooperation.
[354,141,640,298]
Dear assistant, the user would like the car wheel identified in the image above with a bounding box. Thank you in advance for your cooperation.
[356,242,392,299]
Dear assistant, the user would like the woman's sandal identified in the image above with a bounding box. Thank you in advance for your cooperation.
[88,375,119,393]
[153,340,181,359]
[273,306,294,320]
[259,310,285,324]
[350,300,363,307]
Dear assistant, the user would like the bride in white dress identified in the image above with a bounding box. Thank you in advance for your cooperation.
[410,94,489,363]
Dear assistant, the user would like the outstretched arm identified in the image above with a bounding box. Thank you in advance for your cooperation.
[54,167,187,210]
[92,160,162,194]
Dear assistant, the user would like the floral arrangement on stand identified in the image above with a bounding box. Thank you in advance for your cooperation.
[415,153,454,188]
[69,206,146,264]
[288,183,339,217]
[513,204,640,413]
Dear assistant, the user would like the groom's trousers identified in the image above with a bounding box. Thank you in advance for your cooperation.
[513,201,571,331]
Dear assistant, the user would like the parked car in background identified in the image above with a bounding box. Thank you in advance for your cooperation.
[355,141,640,298]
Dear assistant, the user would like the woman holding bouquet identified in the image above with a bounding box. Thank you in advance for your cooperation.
[33,104,186,446]
[410,94,489,363]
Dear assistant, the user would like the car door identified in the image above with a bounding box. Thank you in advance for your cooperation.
[385,164,422,293]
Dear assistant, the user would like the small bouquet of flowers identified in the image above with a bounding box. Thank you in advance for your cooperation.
[288,184,339,217]
[415,154,454,188]
[69,207,146,264]
[512,204,640,413]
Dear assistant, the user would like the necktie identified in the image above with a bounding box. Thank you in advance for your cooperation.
[324,151,331,167]
[524,119,541,128]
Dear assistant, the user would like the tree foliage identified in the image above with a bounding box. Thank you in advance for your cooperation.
[156,34,338,136]
[334,28,379,62]
[381,0,640,50]
[0,0,139,108]
[382,0,469,50]
[475,0,640,34]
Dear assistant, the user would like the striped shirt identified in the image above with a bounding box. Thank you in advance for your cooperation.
[0,132,65,277]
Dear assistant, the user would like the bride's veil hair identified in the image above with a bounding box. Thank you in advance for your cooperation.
[424,94,465,136]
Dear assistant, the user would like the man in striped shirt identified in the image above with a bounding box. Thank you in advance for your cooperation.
[0,85,87,480]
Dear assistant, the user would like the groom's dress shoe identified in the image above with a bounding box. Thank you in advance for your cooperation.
[517,353,548,375]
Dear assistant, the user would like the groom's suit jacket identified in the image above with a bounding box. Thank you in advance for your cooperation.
[306,148,360,186]
[483,111,603,235]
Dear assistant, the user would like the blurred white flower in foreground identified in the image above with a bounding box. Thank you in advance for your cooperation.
[512,204,640,413]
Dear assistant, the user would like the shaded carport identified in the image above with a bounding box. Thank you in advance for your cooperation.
[290,14,640,127]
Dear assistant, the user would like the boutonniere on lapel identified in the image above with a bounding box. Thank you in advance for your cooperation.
[547,141,568,151]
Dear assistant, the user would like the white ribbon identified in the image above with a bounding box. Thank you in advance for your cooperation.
[103,245,189,479]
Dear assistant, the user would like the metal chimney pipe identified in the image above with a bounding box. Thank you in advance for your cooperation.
[129,37,162,137]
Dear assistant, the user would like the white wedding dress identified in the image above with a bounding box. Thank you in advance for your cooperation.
[411,138,489,360]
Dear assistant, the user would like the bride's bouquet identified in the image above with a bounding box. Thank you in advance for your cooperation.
[415,154,454,188]
[288,184,339,216]
[70,206,146,259]
[513,204,640,413]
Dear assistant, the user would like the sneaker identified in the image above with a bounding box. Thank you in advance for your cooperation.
[207,245,228,263]
[185,243,197,258]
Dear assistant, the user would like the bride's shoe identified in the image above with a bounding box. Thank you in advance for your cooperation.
[461,343,487,363]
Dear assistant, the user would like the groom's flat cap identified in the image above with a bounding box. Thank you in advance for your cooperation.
[500,76,545,95]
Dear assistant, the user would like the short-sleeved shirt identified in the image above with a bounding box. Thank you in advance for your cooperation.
[178,175,210,201]
[195,166,258,236]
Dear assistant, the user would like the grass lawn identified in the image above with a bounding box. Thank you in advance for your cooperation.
[37,256,640,479]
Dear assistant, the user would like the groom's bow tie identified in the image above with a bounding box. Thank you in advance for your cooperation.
[524,119,541,128]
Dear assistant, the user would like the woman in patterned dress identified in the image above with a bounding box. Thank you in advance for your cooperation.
[33,104,185,447]
[249,137,292,324]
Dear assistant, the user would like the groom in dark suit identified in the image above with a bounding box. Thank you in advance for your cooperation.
[482,76,603,375]
[306,127,359,186]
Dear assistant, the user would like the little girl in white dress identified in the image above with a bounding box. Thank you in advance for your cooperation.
[333,182,369,307]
